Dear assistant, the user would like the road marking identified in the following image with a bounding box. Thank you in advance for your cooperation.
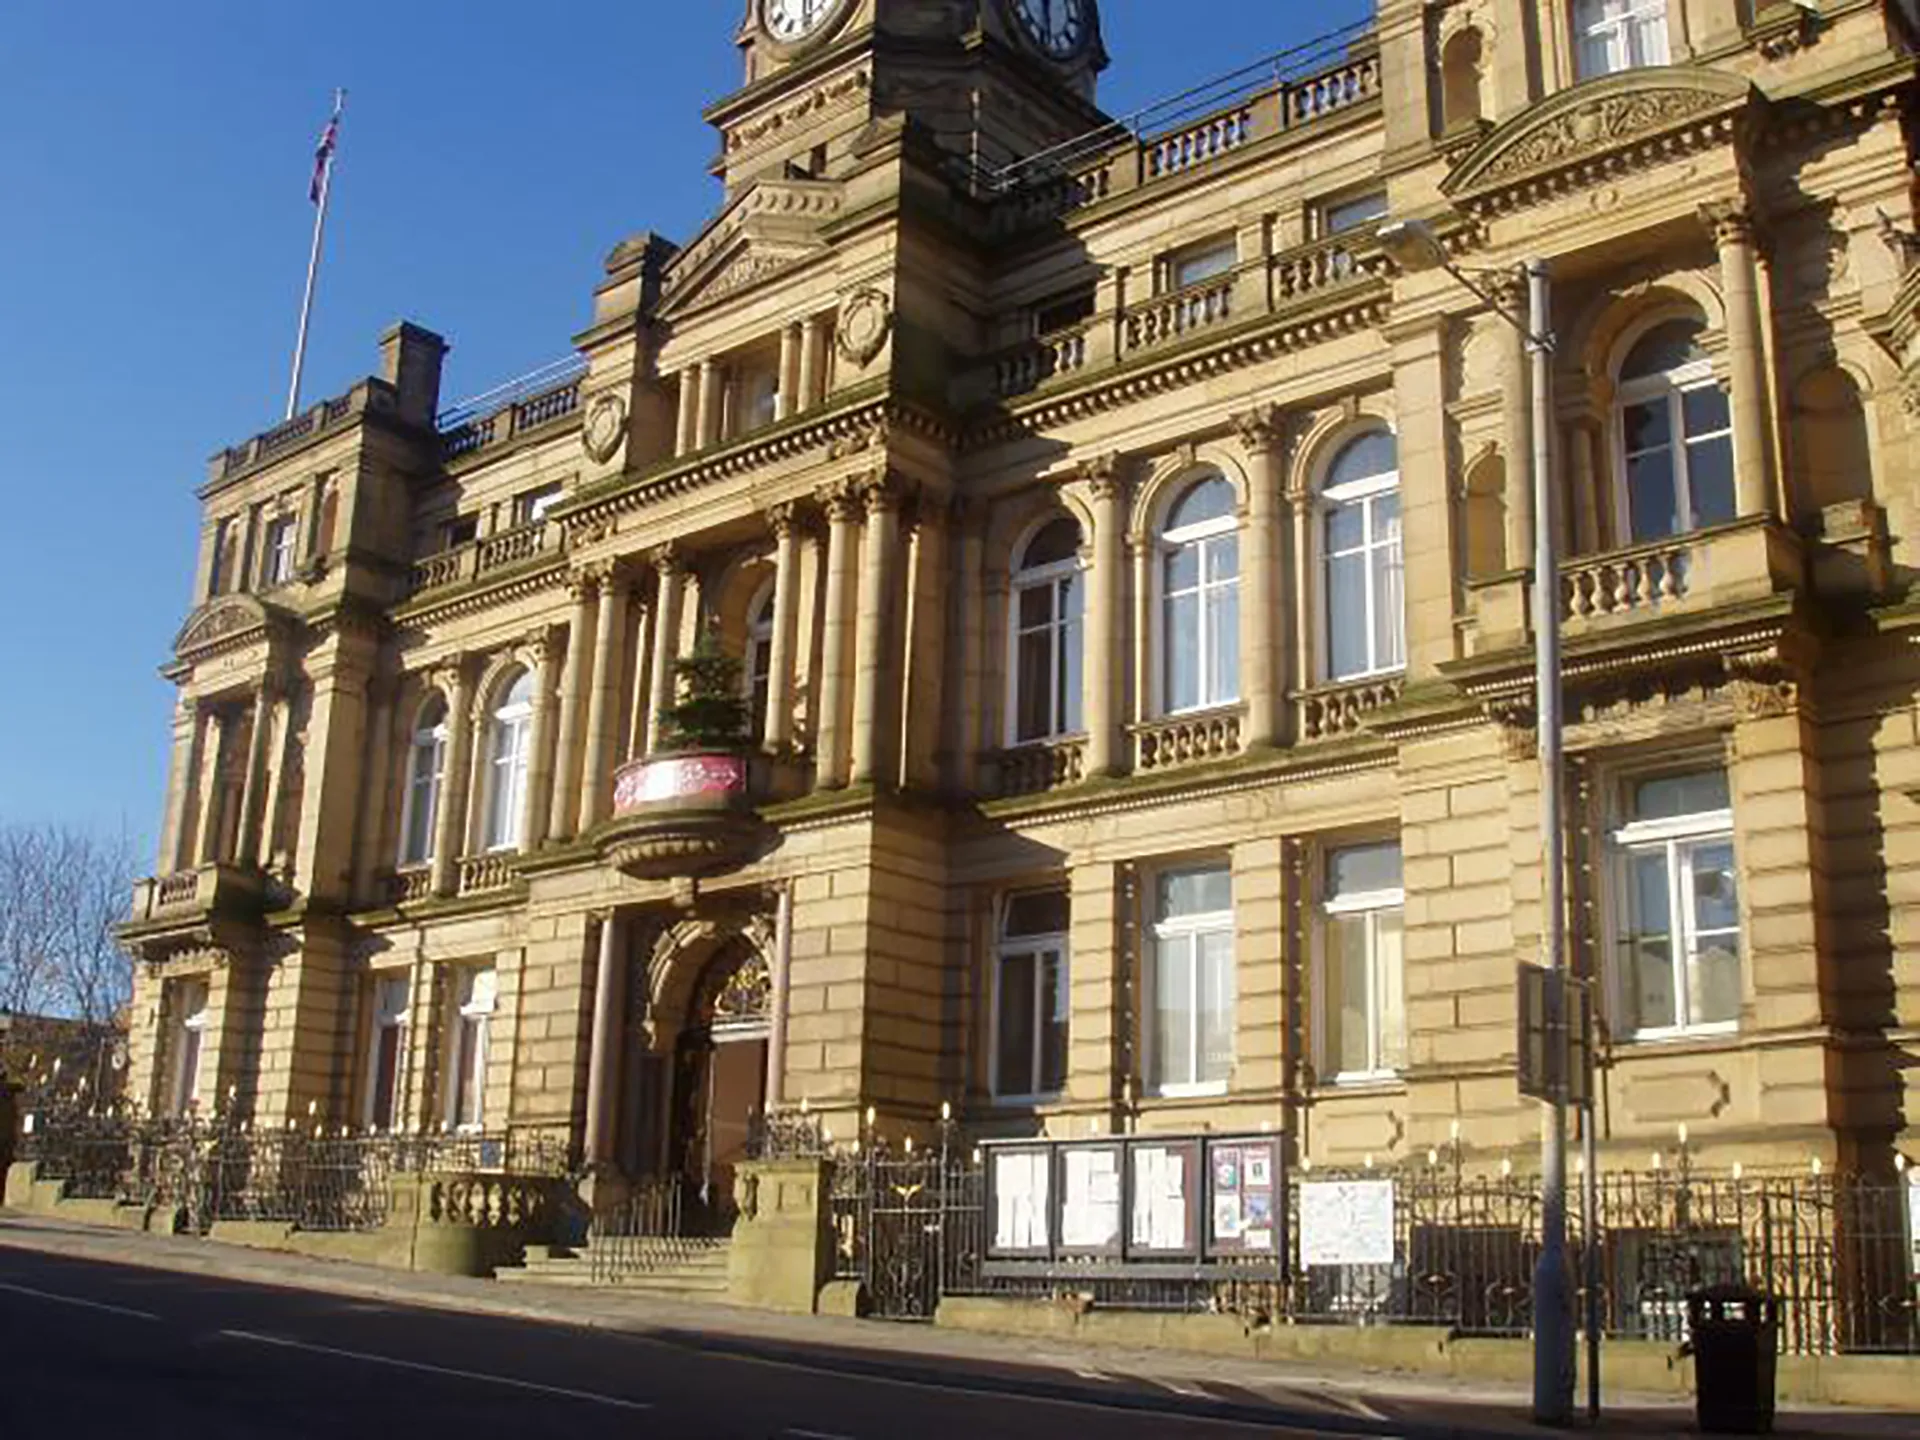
[217,1330,653,1411]
[779,1430,857,1439]
[1152,1377,1209,1399]
[0,1280,160,1321]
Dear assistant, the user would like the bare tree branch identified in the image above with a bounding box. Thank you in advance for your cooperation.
[0,822,136,1023]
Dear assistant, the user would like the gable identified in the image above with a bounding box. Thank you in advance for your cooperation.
[1443,67,1755,214]
[656,178,843,318]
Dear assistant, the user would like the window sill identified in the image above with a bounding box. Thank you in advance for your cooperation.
[1321,1070,1405,1092]
[1149,1082,1230,1101]
[1616,1023,1740,1051]
[990,1091,1067,1109]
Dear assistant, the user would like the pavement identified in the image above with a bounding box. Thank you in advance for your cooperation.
[0,1210,1912,1438]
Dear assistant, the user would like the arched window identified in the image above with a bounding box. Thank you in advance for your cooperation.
[1322,432,1405,682]
[1617,318,1734,542]
[1573,0,1669,81]
[481,671,534,852]
[1009,516,1085,744]
[745,582,775,742]
[1160,475,1240,713]
[398,695,448,867]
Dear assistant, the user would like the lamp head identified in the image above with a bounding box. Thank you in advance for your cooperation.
[1375,218,1448,274]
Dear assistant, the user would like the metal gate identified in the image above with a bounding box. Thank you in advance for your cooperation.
[831,1142,984,1320]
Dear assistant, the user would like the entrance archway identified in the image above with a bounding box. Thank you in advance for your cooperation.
[668,938,771,1229]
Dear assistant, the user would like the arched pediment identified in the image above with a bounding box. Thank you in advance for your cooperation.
[172,594,286,658]
[1443,67,1755,211]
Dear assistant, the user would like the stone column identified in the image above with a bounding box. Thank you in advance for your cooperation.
[236,683,275,867]
[815,484,861,789]
[1233,409,1285,748]
[1494,272,1535,570]
[944,497,986,795]
[548,573,598,841]
[625,598,654,764]
[643,547,686,756]
[258,686,297,872]
[431,661,472,898]
[578,562,629,829]
[1287,486,1313,711]
[1131,534,1153,725]
[352,682,395,904]
[801,316,830,409]
[851,475,902,788]
[697,357,723,449]
[522,628,559,850]
[583,910,625,1167]
[777,324,803,422]
[159,696,202,874]
[1083,458,1128,777]
[902,504,946,792]
[194,708,227,866]
[1569,419,1604,556]
[675,366,700,456]
[765,505,803,751]
[1704,203,1777,519]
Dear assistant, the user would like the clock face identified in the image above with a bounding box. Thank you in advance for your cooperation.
[762,0,838,44]
[1013,0,1091,59]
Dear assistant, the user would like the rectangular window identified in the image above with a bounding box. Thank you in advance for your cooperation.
[169,979,211,1118]
[445,968,496,1131]
[1148,866,1234,1094]
[1031,287,1096,337]
[1574,0,1670,81]
[734,363,780,436]
[1322,191,1388,237]
[518,484,563,525]
[365,975,410,1131]
[993,891,1071,1101]
[1168,236,1237,292]
[1322,843,1407,1080]
[1611,768,1740,1040]
[442,515,478,552]
[262,514,298,587]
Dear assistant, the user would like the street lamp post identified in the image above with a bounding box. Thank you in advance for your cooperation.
[1376,220,1578,1425]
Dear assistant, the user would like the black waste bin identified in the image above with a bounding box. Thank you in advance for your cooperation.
[1687,1285,1780,1435]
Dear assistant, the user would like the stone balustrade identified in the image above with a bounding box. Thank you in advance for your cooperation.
[126,864,271,929]
[388,867,433,905]
[991,739,1088,798]
[441,373,584,465]
[1146,107,1254,179]
[1125,276,1236,352]
[994,327,1091,398]
[408,520,558,600]
[1295,676,1404,743]
[1273,234,1385,302]
[426,1172,556,1231]
[409,547,475,596]
[213,379,400,482]
[1131,709,1244,772]
[1563,539,1691,620]
[457,854,515,896]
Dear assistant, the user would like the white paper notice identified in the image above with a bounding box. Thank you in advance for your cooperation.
[993,1151,1051,1252]
[1060,1148,1121,1250]
[1298,1180,1396,1267]
[1130,1146,1188,1251]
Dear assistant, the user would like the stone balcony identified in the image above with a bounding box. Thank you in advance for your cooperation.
[121,863,276,957]
[406,518,562,601]
[597,753,768,880]
[1454,517,1808,699]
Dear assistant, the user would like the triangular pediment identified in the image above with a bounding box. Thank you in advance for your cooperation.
[657,178,843,317]
[1444,67,1755,207]
[173,594,281,658]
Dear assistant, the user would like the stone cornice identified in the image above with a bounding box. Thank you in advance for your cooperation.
[391,560,569,631]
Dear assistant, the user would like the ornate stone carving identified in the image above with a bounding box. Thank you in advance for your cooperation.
[767,501,801,538]
[835,287,893,368]
[1078,451,1128,503]
[1699,200,1757,249]
[1482,697,1538,761]
[1486,89,1731,185]
[725,69,871,155]
[647,543,684,578]
[581,390,628,465]
[821,479,865,523]
[827,417,889,459]
[1230,403,1284,456]
[1723,648,1799,720]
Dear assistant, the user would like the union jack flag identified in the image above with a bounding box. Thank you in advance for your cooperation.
[309,97,343,204]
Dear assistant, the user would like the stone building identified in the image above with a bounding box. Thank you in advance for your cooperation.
[120,0,1920,1204]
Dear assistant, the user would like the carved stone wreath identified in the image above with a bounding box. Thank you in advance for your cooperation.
[582,390,628,465]
[836,287,893,368]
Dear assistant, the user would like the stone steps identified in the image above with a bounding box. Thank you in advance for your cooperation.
[496,1238,733,1299]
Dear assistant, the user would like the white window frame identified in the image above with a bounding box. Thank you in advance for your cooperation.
[481,673,533,854]
[397,700,449,868]
[1573,0,1671,81]
[745,579,775,742]
[1158,481,1241,717]
[1608,776,1740,1043]
[989,892,1071,1104]
[1146,868,1235,1098]
[262,513,298,587]
[1005,521,1086,747]
[1168,236,1237,292]
[1319,436,1405,683]
[444,968,496,1133]
[1319,846,1407,1084]
[1322,190,1388,238]
[169,979,211,1118]
[362,974,411,1131]
[520,484,564,525]
[1614,322,1736,544]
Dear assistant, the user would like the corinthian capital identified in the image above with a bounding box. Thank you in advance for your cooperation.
[767,501,801,539]
[821,480,864,523]
[1230,404,1285,458]
[647,543,684,578]
[1699,200,1757,248]
[1076,452,1129,505]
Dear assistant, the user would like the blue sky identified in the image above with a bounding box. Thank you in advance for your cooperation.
[0,0,1372,866]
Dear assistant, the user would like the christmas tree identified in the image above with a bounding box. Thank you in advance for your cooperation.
[656,626,750,752]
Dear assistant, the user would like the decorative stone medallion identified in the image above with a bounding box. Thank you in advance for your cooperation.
[836,286,893,368]
[582,390,628,465]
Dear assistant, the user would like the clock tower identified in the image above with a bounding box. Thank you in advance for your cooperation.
[710,0,1109,195]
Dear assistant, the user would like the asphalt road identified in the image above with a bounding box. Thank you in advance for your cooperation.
[0,1247,1407,1440]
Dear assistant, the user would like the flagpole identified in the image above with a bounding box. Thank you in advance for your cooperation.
[287,90,344,421]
